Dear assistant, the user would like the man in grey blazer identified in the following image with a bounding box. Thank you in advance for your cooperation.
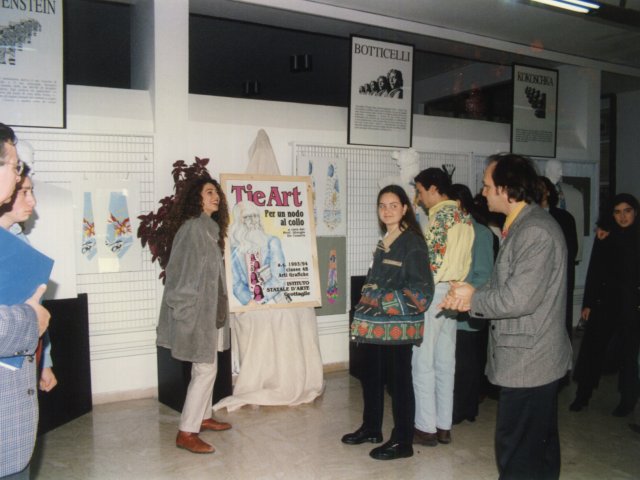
[441,153,572,480]
[0,123,50,479]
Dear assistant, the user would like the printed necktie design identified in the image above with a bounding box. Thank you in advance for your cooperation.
[81,192,97,260]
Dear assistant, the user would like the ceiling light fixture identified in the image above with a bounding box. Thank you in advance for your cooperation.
[562,0,600,9]
[531,0,600,14]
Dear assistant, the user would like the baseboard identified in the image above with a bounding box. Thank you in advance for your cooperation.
[93,387,157,405]
[323,362,348,374]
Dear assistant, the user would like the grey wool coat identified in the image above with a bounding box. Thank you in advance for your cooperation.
[157,213,229,364]
[470,204,572,388]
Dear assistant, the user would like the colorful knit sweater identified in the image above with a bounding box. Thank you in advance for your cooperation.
[350,229,434,345]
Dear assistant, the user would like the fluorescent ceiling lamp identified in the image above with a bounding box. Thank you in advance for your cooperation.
[531,0,590,13]
[562,0,600,9]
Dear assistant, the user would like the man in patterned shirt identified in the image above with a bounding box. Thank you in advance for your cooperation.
[412,167,474,447]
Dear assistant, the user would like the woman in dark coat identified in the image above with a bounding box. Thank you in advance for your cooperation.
[342,185,434,460]
[570,193,640,416]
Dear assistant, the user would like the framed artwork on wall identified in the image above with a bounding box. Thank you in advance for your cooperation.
[348,35,414,148]
[1,3,65,128]
[511,64,558,158]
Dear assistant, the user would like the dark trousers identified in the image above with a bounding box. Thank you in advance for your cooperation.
[573,309,639,409]
[453,329,484,422]
[359,343,414,444]
[496,379,561,480]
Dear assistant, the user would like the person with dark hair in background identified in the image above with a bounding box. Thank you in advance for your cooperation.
[156,175,232,454]
[0,164,58,394]
[0,122,51,479]
[448,183,495,425]
[343,184,433,460]
[412,167,474,447]
[441,153,572,480]
[570,193,639,417]
[538,176,578,341]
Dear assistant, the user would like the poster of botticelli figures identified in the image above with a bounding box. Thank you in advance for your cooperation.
[71,181,142,274]
[511,64,558,158]
[1,1,64,127]
[221,174,321,312]
[296,156,347,236]
[349,35,413,148]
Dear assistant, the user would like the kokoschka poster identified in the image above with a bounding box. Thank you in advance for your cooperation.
[221,174,321,313]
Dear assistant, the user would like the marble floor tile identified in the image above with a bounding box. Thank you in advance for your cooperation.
[30,370,640,479]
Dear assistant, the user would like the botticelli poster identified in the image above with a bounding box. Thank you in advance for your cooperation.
[349,35,413,148]
[1,0,64,128]
[221,174,321,313]
[511,64,558,158]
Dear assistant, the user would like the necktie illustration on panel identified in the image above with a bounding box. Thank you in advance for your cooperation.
[323,162,341,230]
[106,191,133,258]
[326,248,338,304]
[82,192,97,260]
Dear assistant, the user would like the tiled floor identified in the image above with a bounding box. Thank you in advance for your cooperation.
[30,369,640,479]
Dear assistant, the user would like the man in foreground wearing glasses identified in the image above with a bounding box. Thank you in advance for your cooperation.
[440,153,572,480]
[0,123,51,480]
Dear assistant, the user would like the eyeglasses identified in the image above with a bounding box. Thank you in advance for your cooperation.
[0,158,24,176]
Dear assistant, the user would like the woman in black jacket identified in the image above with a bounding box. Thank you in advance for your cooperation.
[342,184,434,460]
[570,193,639,416]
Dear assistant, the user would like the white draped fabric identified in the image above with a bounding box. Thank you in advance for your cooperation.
[214,129,325,412]
[213,307,325,412]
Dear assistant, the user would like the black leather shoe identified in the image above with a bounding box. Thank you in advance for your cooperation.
[612,404,634,417]
[341,427,383,445]
[369,440,413,460]
[569,398,588,412]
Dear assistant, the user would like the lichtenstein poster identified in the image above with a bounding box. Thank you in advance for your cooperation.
[1,0,64,127]
[71,181,141,274]
[221,174,321,313]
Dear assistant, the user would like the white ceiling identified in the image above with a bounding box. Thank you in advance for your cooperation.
[190,0,640,93]
[309,0,640,68]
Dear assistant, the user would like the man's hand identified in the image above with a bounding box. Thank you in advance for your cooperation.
[26,284,50,337]
[39,367,58,392]
[439,281,475,312]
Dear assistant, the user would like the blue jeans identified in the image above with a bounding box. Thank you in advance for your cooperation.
[412,283,457,432]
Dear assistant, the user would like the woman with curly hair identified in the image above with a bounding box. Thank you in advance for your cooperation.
[156,175,232,454]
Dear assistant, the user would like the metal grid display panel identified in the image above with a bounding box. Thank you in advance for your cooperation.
[294,143,472,279]
[15,131,156,334]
